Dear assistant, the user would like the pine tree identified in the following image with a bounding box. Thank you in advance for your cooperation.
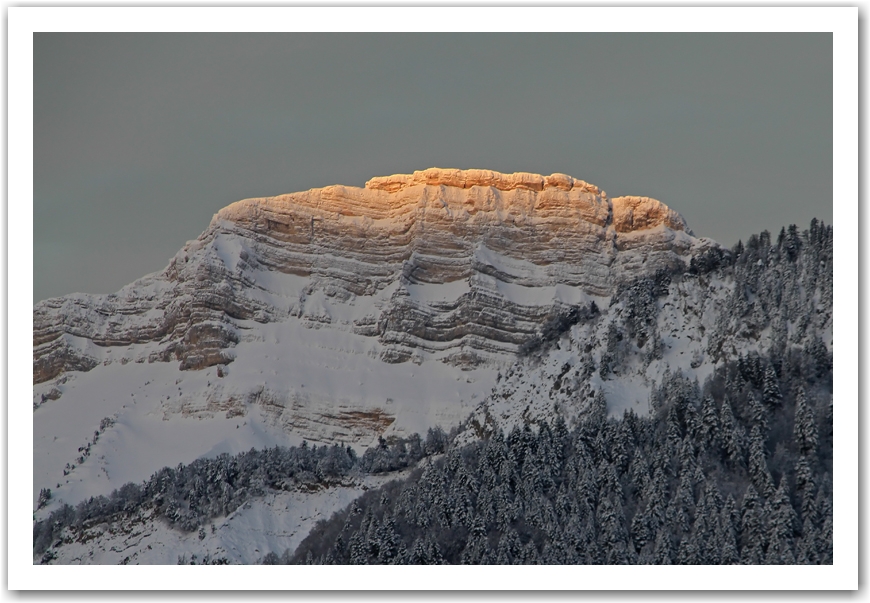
[644,466,668,533]
[613,421,632,473]
[631,507,652,553]
[496,528,523,565]
[748,392,769,436]
[597,459,623,503]
[410,538,429,564]
[461,516,489,564]
[628,455,650,495]
[699,395,720,451]
[349,530,368,565]
[794,387,819,456]
[683,402,700,443]
[653,528,673,564]
[785,223,802,262]
[717,501,740,565]
[678,437,699,479]
[597,496,630,564]
[794,454,817,523]
[748,425,775,499]
[739,485,766,564]
[762,365,783,408]
[765,480,797,564]
[670,471,695,535]
[364,512,380,559]
[796,524,819,564]
[677,534,700,565]
[577,516,600,564]
[666,404,683,454]
[522,539,541,565]
[384,513,407,564]
[817,474,833,564]
[541,537,571,565]
[426,536,444,565]
[695,481,723,564]
[503,478,520,521]
[719,397,744,467]
[819,511,833,564]
[554,483,573,525]
[589,390,608,425]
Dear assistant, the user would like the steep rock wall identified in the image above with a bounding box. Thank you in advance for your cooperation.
[34,168,703,384]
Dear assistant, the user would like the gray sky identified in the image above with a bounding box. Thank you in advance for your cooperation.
[34,33,832,303]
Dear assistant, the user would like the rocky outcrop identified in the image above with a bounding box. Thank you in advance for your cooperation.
[34,168,705,384]
[611,195,690,234]
[364,167,603,194]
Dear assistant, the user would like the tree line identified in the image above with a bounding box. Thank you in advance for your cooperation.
[281,347,832,565]
[33,428,451,561]
[35,221,834,565]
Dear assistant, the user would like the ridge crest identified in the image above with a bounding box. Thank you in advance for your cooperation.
[365,167,603,195]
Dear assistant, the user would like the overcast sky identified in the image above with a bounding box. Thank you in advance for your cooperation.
[34,33,832,303]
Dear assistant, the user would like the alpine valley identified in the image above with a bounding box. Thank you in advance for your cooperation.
[33,168,833,565]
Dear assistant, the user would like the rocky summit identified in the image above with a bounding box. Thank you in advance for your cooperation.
[35,168,700,383]
[33,168,710,506]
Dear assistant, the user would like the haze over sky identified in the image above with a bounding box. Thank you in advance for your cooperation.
[34,33,832,303]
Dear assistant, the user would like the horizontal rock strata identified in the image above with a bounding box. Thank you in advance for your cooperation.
[34,168,703,384]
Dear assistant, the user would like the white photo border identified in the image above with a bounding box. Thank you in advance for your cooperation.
[8,6,858,592]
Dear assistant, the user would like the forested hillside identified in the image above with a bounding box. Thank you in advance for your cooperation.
[279,220,835,565]
[33,428,451,563]
[282,348,832,565]
[34,221,834,565]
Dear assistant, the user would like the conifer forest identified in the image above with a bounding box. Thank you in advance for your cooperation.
[34,221,834,564]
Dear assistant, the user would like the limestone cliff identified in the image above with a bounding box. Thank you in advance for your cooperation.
[34,168,702,385]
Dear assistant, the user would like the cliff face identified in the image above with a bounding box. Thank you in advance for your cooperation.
[34,168,701,385]
[31,170,835,566]
[33,193,835,566]
[32,168,713,508]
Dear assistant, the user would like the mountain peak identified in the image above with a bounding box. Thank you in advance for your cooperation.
[611,195,690,234]
[217,168,688,238]
[364,167,603,195]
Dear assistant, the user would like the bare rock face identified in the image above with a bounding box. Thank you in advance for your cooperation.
[611,195,690,234]
[32,168,719,508]
[34,168,703,385]
[364,168,603,194]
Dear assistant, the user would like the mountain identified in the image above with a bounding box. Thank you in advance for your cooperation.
[32,169,833,565]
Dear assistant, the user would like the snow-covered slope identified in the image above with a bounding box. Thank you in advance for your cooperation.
[35,168,838,568]
[33,168,707,514]
[40,471,407,565]
[462,222,833,441]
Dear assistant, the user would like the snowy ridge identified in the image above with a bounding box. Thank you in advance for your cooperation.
[34,169,706,510]
[463,228,833,441]
[41,473,405,565]
[35,171,700,383]
[35,170,837,566]
[33,169,832,565]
